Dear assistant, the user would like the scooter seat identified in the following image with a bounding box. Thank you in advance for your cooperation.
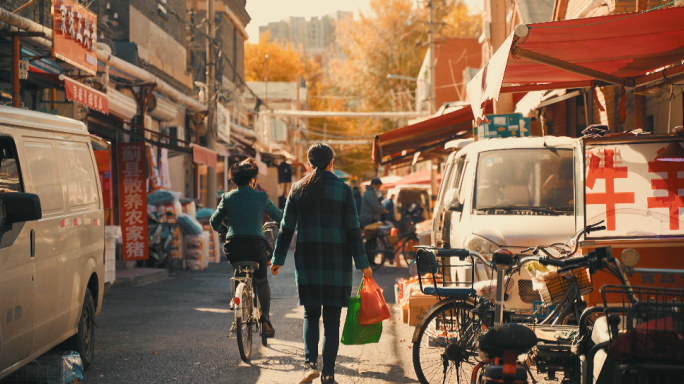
[232,261,260,270]
[479,323,538,356]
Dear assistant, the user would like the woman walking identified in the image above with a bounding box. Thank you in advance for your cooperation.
[270,144,372,384]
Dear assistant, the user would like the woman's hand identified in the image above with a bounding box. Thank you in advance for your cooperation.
[362,267,372,279]
[270,264,281,276]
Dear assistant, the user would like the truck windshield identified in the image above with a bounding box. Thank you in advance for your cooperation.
[474,148,573,215]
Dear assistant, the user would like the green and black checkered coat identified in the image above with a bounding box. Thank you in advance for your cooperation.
[272,170,369,307]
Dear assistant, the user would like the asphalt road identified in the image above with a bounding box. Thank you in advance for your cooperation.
[85,253,420,384]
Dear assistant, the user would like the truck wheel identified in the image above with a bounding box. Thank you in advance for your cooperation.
[67,288,96,369]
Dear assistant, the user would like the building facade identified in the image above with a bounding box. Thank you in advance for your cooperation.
[258,11,351,63]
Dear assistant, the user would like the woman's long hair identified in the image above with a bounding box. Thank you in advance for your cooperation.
[296,143,335,208]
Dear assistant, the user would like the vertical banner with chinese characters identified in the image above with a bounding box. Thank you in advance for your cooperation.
[52,0,98,75]
[117,143,149,261]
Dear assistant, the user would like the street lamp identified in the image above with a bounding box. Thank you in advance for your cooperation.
[264,54,269,102]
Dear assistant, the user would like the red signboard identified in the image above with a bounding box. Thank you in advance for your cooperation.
[52,0,98,75]
[63,76,108,113]
[117,143,149,261]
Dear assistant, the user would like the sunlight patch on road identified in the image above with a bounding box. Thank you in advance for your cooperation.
[193,307,231,314]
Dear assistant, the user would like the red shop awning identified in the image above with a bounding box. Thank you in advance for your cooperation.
[467,6,684,122]
[373,106,477,165]
[192,144,218,168]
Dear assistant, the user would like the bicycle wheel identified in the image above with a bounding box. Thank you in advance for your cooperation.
[236,286,253,361]
[365,236,387,271]
[413,301,479,384]
[401,235,419,267]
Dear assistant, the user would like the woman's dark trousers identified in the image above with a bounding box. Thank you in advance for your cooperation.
[303,305,342,376]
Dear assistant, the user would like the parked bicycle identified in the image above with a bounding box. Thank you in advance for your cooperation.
[228,222,279,362]
[364,202,424,271]
[409,221,657,384]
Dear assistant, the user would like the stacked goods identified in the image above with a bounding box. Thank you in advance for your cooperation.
[104,226,121,283]
[196,208,221,263]
[394,273,443,325]
[185,231,210,270]
[149,190,183,261]
[180,198,196,217]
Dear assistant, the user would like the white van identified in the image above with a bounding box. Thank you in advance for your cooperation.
[0,107,105,378]
[384,184,431,222]
[432,136,576,311]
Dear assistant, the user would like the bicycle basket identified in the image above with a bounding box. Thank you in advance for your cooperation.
[600,285,684,363]
[539,267,593,305]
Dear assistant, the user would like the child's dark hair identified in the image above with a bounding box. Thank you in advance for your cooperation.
[297,143,335,206]
[229,158,259,187]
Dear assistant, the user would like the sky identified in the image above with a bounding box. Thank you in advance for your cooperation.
[245,0,482,43]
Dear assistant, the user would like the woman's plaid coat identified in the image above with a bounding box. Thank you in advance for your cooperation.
[271,170,369,307]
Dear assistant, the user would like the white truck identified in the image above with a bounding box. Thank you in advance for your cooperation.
[432,136,577,312]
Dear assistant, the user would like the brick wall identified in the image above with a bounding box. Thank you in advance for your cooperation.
[547,100,567,136]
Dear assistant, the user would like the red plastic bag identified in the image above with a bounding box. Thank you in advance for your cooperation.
[358,277,391,325]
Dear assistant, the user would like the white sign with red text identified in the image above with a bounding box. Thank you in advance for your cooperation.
[584,141,684,238]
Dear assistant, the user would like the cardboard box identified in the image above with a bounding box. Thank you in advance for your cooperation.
[408,294,439,326]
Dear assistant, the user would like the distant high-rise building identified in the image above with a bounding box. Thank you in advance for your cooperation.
[258,11,351,63]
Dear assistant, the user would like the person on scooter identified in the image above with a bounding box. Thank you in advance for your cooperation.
[210,158,283,338]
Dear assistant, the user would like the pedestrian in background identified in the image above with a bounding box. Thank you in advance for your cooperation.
[270,143,372,384]
[359,178,383,228]
[382,194,396,222]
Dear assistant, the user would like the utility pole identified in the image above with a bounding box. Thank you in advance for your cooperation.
[264,54,269,102]
[488,0,513,113]
[428,0,436,114]
[205,0,218,208]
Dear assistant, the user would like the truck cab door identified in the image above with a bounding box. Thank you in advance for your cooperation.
[0,137,35,371]
[439,156,466,248]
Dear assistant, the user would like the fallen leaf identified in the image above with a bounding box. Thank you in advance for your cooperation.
[124,358,129,361]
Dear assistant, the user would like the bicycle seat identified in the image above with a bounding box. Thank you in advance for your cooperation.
[478,323,538,356]
[232,261,260,270]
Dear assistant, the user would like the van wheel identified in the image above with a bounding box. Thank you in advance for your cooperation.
[67,288,96,369]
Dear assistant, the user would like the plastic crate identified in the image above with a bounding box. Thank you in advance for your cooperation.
[539,267,593,305]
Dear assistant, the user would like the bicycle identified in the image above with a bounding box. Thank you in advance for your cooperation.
[410,222,614,384]
[228,222,279,362]
[364,205,424,271]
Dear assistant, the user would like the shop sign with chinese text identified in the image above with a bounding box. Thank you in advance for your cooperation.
[117,143,149,261]
[52,0,98,75]
[63,76,108,113]
[583,139,684,239]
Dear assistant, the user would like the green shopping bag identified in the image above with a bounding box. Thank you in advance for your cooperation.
[341,283,382,345]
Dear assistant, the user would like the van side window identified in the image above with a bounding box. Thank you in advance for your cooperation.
[0,138,23,192]
[57,143,99,208]
[450,156,466,190]
[23,142,65,213]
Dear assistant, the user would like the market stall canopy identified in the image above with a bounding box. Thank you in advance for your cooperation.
[373,106,479,165]
[467,6,684,123]
[382,171,442,190]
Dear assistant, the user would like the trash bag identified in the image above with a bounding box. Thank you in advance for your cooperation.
[341,283,382,345]
[358,277,391,325]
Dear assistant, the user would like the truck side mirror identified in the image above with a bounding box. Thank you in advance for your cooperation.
[4,192,42,225]
[448,200,462,212]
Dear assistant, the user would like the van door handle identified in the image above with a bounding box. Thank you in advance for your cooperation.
[30,229,35,257]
